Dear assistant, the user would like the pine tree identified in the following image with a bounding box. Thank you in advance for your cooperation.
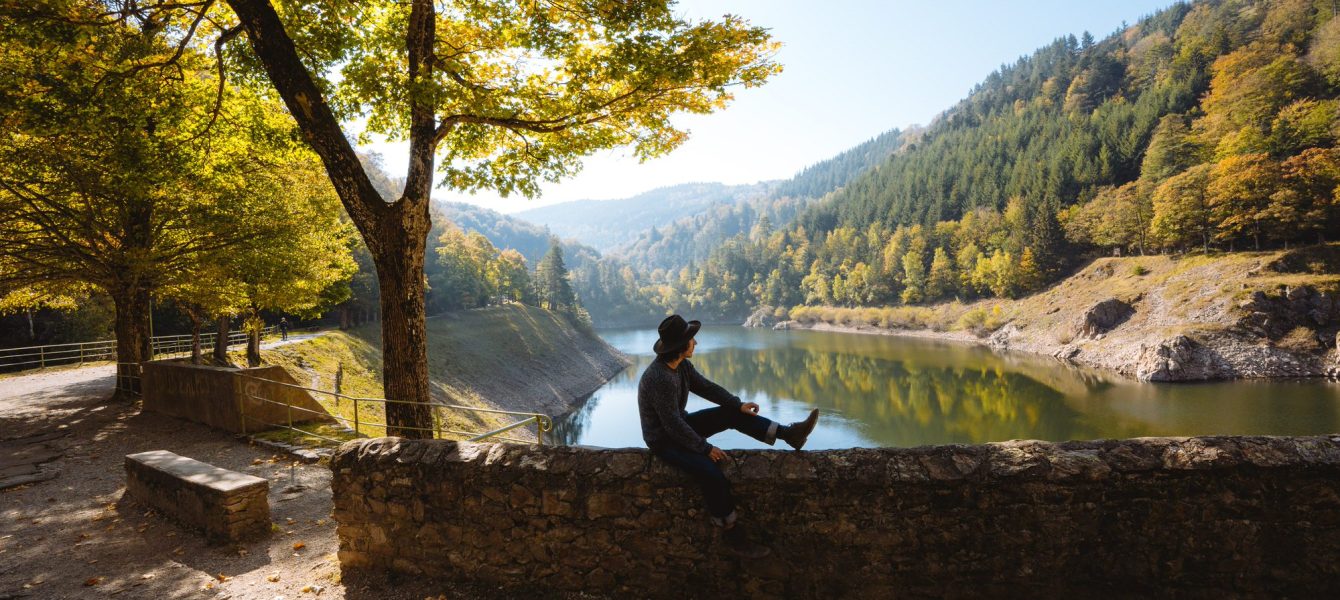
[535,242,578,312]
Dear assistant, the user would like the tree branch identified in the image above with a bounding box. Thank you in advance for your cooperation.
[402,0,438,205]
[223,0,389,253]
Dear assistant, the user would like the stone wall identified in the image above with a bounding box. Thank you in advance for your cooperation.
[142,361,333,434]
[331,436,1340,598]
[125,450,270,543]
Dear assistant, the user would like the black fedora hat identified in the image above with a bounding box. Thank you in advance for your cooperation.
[653,314,701,354]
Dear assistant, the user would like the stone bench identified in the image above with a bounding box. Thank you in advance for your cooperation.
[125,450,270,543]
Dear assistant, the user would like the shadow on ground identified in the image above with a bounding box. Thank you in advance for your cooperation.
[0,368,339,599]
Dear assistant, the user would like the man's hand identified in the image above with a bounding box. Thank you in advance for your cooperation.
[740,402,759,415]
[708,446,728,463]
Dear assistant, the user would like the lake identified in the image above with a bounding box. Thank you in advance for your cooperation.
[552,326,1340,450]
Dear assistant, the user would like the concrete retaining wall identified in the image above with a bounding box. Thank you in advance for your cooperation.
[331,436,1340,598]
[142,361,332,434]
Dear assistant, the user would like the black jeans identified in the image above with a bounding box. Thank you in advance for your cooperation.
[651,406,777,522]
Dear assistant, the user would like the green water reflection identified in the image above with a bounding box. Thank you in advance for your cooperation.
[554,327,1340,449]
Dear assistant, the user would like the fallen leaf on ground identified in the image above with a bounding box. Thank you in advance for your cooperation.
[267,574,281,582]
[292,541,306,550]
[84,577,101,586]
[216,573,230,582]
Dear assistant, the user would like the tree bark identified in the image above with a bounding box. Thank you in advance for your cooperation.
[371,211,433,439]
[227,0,440,437]
[110,285,151,399]
[246,310,262,368]
[212,316,231,367]
[188,310,203,365]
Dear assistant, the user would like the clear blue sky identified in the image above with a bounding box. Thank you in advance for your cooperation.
[363,0,1182,213]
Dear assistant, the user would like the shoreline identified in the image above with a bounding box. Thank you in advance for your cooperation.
[757,249,1340,383]
[770,311,1338,383]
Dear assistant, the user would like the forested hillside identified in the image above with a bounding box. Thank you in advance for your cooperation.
[652,0,1340,321]
[617,128,909,273]
[514,182,770,252]
[431,201,662,326]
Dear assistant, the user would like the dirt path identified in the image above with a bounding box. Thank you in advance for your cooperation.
[0,365,346,600]
[0,352,594,600]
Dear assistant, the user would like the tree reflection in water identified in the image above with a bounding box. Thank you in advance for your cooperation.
[554,327,1340,449]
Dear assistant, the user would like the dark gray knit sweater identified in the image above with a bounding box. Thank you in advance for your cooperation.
[637,359,743,454]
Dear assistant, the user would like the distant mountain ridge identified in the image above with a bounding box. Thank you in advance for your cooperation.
[513,182,773,252]
[616,127,910,271]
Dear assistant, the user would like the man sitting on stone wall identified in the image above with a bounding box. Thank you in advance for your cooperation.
[637,314,820,558]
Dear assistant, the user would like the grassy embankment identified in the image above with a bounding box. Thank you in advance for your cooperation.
[247,303,627,447]
[786,245,1340,343]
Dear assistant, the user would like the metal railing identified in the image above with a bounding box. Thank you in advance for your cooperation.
[115,362,142,396]
[0,326,278,373]
[235,374,552,447]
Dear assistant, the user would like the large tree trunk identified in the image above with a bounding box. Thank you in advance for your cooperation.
[188,311,203,365]
[110,285,151,400]
[212,316,232,367]
[228,0,438,437]
[246,310,262,368]
[371,212,433,439]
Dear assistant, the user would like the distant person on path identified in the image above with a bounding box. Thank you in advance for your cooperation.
[638,314,820,558]
[279,317,289,341]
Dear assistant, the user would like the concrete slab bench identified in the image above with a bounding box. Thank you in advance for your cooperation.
[125,450,270,543]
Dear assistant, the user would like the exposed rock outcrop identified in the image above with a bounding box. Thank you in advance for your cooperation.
[1075,298,1134,339]
[1136,335,1211,381]
[742,305,780,328]
[777,248,1340,382]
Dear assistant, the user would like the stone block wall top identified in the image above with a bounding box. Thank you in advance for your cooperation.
[331,435,1340,598]
[125,450,271,544]
[127,450,267,494]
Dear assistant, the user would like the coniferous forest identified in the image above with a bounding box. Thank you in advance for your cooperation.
[563,0,1340,325]
[6,0,1340,340]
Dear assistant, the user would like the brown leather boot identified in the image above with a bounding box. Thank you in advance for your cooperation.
[722,524,770,558]
[778,408,819,450]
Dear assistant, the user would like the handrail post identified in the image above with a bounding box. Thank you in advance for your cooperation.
[353,400,360,436]
[39,347,44,369]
